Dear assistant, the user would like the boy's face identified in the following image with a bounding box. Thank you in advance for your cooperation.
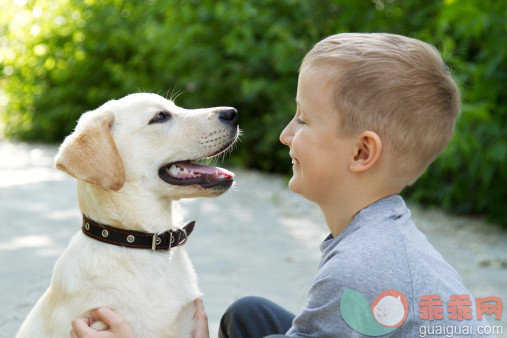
[280,68,356,205]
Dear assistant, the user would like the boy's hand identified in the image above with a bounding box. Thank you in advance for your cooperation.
[70,307,135,338]
[193,298,210,338]
[70,299,210,338]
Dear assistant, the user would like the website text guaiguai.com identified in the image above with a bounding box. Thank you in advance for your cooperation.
[418,324,503,337]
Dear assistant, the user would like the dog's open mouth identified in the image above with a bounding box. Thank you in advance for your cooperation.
[159,161,234,188]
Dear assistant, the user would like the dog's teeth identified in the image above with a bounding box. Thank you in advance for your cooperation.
[167,165,201,178]
[168,165,180,176]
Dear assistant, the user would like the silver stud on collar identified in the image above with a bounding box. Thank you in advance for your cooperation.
[102,230,109,238]
[127,235,135,243]
[85,222,90,231]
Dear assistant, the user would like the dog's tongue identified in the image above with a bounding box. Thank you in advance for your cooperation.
[176,162,234,178]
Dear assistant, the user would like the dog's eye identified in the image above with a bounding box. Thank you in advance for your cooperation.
[149,111,171,124]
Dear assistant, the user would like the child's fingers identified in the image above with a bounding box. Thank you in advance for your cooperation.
[89,307,135,337]
[194,298,203,313]
[193,298,210,338]
[194,298,207,319]
[90,307,125,329]
[70,316,94,336]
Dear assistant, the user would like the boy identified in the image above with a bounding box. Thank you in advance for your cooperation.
[214,33,493,337]
[71,33,493,337]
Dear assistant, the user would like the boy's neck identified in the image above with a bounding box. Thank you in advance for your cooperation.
[320,188,401,238]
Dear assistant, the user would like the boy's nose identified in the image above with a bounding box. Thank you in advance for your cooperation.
[280,122,293,146]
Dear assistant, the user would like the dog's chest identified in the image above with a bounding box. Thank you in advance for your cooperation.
[50,236,200,336]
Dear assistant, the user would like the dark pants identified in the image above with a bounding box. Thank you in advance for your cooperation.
[218,296,296,338]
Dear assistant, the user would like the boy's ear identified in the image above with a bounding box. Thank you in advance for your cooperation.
[350,131,382,173]
[54,110,126,191]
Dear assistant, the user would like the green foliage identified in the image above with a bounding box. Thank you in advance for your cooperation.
[1,0,505,225]
[404,0,507,225]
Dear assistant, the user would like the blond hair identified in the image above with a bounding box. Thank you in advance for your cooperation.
[301,33,460,184]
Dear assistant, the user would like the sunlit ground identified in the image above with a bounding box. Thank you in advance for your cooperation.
[1,140,505,337]
[0,141,64,187]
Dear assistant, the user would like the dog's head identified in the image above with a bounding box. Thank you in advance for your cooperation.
[55,93,239,199]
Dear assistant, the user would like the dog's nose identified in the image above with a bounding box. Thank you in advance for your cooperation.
[219,108,238,127]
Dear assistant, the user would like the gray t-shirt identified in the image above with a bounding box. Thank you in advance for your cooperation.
[286,194,493,337]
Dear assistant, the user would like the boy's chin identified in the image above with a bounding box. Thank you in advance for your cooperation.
[288,176,301,194]
[288,176,320,204]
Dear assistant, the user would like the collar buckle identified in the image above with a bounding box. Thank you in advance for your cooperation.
[151,232,173,252]
[151,233,161,251]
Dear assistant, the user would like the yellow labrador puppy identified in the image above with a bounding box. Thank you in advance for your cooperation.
[17,93,239,338]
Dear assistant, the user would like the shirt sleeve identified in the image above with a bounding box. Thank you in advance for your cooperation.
[284,231,413,338]
[286,273,354,338]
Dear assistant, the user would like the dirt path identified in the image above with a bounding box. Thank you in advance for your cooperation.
[0,140,505,337]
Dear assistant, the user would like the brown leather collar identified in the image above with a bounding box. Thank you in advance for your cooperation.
[81,215,195,252]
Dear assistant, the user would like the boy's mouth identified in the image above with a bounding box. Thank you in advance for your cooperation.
[290,152,300,166]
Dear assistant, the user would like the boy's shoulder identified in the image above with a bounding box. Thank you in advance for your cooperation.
[318,195,415,290]
[318,194,467,298]
[321,194,413,261]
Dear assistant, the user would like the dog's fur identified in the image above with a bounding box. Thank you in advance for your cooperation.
[17,93,239,338]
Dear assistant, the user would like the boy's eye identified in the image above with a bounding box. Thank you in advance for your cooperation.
[296,117,306,125]
[149,111,171,124]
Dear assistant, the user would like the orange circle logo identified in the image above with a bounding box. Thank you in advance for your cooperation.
[370,289,409,328]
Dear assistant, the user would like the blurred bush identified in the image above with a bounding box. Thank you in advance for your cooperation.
[0,0,505,225]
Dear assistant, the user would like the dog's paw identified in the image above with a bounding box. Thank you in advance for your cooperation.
[90,320,109,331]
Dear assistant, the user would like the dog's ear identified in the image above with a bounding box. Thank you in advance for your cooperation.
[55,110,125,191]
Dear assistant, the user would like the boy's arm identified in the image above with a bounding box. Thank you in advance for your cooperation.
[286,275,352,337]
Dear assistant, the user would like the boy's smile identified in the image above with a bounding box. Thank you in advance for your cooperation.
[280,68,356,206]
